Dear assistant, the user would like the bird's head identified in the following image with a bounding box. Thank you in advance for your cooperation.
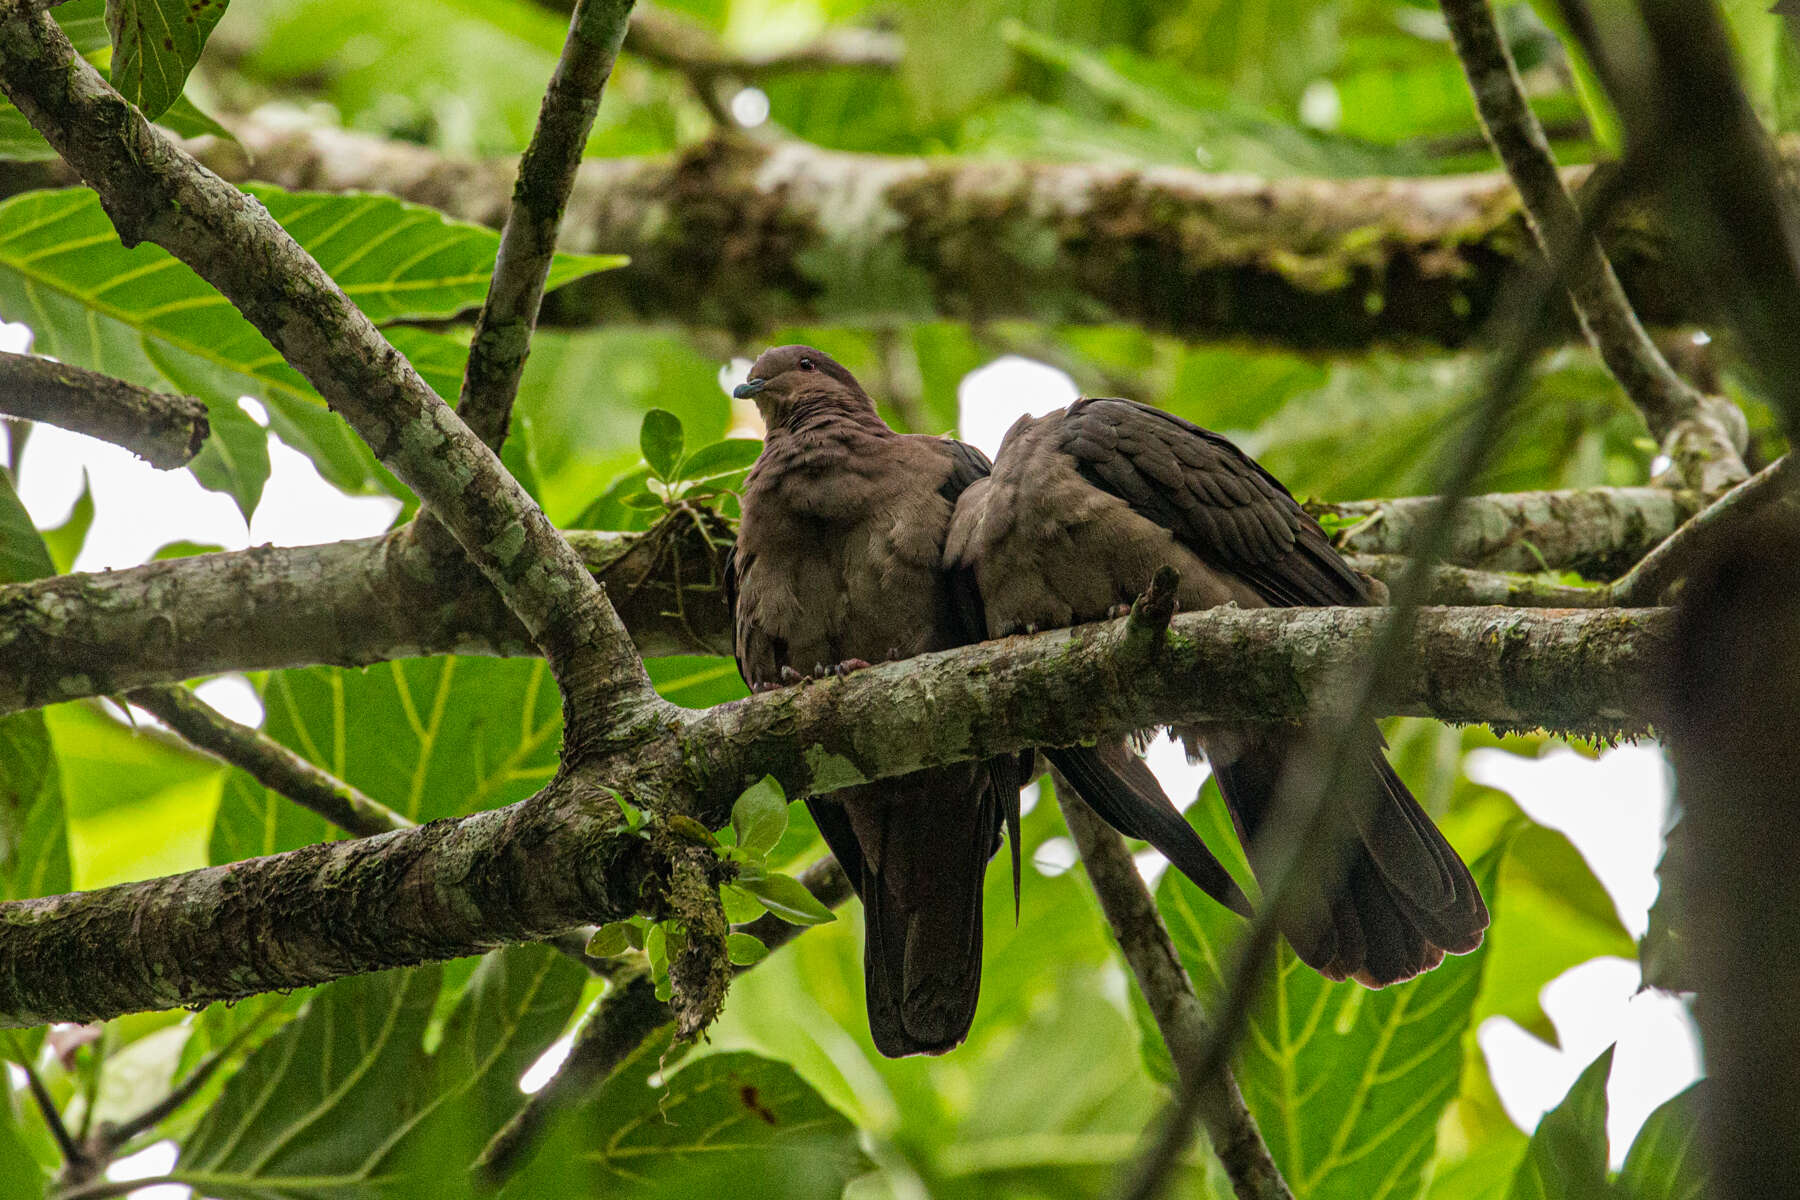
[734,345,879,431]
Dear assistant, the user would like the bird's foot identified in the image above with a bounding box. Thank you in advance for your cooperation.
[779,665,804,686]
[812,658,871,679]
[1107,602,1132,619]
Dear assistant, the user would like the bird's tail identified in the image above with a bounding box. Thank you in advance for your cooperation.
[810,767,1001,1057]
[1047,742,1252,917]
[1209,730,1488,986]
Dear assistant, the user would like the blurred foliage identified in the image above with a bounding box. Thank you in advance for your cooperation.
[0,0,1741,1194]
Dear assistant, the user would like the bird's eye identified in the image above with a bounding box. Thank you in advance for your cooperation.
[799,357,816,371]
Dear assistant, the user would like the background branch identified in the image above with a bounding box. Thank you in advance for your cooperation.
[2,120,1761,349]
[1438,0,1747,491]
[0,350,207,469]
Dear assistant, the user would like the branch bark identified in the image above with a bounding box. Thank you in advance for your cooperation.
[458,0,633,451]
[4,119,1763,349]
[0,3,652,731]
[0,603,1667,1027]
[0,350,208,469]
[1058,791,1292,1200]
[1438,0,1748,492]
[0,517,730,715]
[0,489,1667,716]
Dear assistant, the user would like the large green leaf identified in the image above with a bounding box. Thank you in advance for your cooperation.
[210,657,562,863]
[1506,1046,1613,1200]
[1616,1081,1707,1200]
[176,967,443,1198]
[0,469,53,585]
[507,1046,870,1199]
[0,187,622,504]
[107,0,231,120]
[0,1096,47,1200]
[1156,788,1496,1200]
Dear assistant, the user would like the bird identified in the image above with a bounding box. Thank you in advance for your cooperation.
[724,344,1018,1057]
[724,347,1252,1054]
[945,397,1489,986]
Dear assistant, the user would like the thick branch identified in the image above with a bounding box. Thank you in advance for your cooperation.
[125,684,412,837]
[0,518,729,715]
[1609,454,1800,605]
[5,121,1761,348]
[1058,792,1291,1200]
[1439,0,1747,491]
[1309,484,1702,579]
[0,489,1669,716]
[0,604,1665,1026]
[459,0,633,451]
[0,350,207,469]
[0,5,649,722]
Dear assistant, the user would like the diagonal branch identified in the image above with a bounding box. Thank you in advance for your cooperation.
[458,0,633,452]
[0,603,1667,1029]
[0,350,208,469]
[1057,790,1292,1200]
[124,684,412,837]
[0,3,652,731]
[1438,0,1748,492]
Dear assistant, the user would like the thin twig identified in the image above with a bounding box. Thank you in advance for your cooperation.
[0,351,207,469]
[1057,786,1292,1200]
[15,1054,88,1172]
[96,1014,271,1153]
[457,0,636,452]
[1608,454,1800,605]
[1438,0,1748,492]
[126,684,413,837]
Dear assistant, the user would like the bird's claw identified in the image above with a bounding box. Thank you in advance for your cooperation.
[831,658,872,677]
[779,666,804,685]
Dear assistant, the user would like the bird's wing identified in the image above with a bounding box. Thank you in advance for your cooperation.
[1058,398,1369,608]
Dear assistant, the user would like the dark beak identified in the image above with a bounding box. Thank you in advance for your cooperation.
[733,377,766,399]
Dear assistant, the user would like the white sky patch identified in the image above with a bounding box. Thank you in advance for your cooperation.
[730,86,771,128]
[520,1032,574,1094]
[16,421,399,571]
[107,1138,188,1199]
[0,320,29,353]
[956,355,1080,458]
[1033,836,1078,877]
[194,674,267,729]
[1480,959,1701,1167]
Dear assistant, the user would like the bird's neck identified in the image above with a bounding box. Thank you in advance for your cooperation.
[773,393,890,439]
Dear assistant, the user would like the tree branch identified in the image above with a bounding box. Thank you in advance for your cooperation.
[0,3,653,731]
[1438,0,1747,492]
[6,119,1764,348]
[458,0,633,452]
[0,603,1666,1028]
[1309,484,1703,579]
[1607,454,1800,605]
[0,350,208,469]
[124,684,411,837]
[0,489,1669,716]
[1058,791,1292,1200]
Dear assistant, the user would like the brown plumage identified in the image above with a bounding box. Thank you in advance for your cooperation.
[725,345,1019,1057]
[946,398,1488,986]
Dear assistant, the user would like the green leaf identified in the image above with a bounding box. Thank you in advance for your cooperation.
[506,1050,870,1199]
[736,871,837,926]
[721,883,765,925]
[1616,1081,1707,1200]
[210,658,562,864]
[1156,794,1495,1200]
[639,408,685,481]
[177,966,442,1195]
[380,945,585,1176]
[0,188,621,494]
[0,709,70,903]
[1507,1046,1614,1200]
[0,1088,47,1199]
[613,791,644,833]
[676,437,762,487]
[727,932,770,966]
[0,469,54,585]
[731,775,789,858]
[107,0,231,121]
[185,395,270,521]
[38,473,93,574]
[586,922,634,958]
[151,539,225,559]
